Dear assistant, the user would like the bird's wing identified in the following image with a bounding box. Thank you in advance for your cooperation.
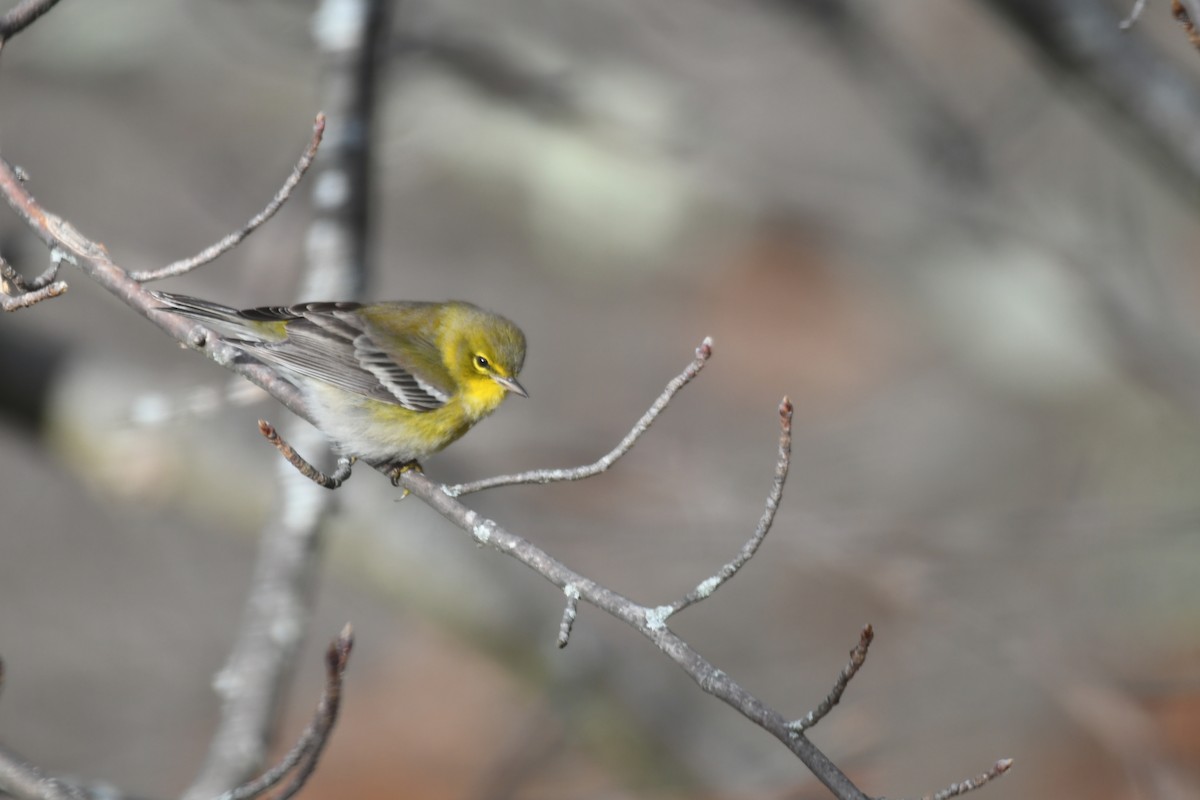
[233,302,452,412]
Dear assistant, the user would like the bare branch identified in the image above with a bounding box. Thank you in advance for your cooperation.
[258,419,354,490]
[788,624,874,734]
[445,337,714,497]
[130,115,326,282]
[401,467,873,800]
[0,0,61,46]
[661,397,793,619]
[219,626,354,800]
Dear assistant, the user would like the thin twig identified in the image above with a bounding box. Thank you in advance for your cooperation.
[258,419,354,490]
[1175,0,1200,48]
[556,585,580,648]
[1120,0,1149,29]
[130,115,326,282]
[444,337,714,497]
[657,397,793,621]
[1,251,62,291]
[788,624,874,734]
[1,279,66,311]
[219,626,354,800]
[881,759,1014,800]
[0,0,62,46]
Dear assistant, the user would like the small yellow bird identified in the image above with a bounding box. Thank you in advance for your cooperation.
[152,292,527,472]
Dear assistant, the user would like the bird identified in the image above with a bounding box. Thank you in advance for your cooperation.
[152,291,527,476]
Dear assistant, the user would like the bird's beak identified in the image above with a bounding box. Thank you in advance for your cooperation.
[493,374,528,398]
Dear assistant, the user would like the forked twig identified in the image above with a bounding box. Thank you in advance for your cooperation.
[444,337,714,497]
[131,114,326,282]
[1,253,67,311]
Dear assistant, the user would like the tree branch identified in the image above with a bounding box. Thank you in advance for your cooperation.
[0,0,61,47]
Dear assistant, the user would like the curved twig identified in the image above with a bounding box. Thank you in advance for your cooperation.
[444,337,713,497]
[131,115,326,283]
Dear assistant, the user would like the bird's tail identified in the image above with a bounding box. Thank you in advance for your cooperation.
[149,291,242,324]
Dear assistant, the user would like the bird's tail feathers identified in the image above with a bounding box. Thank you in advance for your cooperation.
[150,291,242,324]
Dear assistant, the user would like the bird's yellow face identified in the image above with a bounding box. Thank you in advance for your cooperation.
[448,306,527,418]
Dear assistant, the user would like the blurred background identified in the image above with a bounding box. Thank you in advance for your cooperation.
[2,1,1200,798]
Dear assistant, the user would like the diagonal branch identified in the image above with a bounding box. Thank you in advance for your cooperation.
[0,744,90,800]
[0,0,61,47]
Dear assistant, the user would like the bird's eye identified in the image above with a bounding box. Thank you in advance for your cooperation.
[474,354,490,371]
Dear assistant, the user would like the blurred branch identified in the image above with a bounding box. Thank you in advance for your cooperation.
[1120,0,1149,30]
[771,0,990,189]
[1174,0,1200,49]
[980,0,1200,204]
[395,28,581,122]
[0,745,88,800]
[219,627,354,800]
[181,1,390,798]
